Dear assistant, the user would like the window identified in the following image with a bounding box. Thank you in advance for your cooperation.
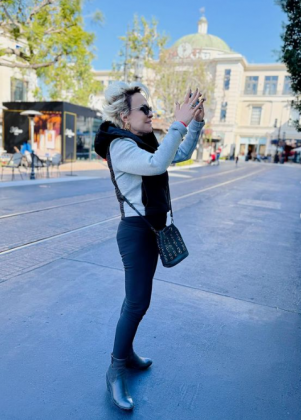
[263,76,278,95]
[288,108,300,126]
[201,52,211,59]
[11,78,28,101]
[220,102,227,122]
[250,106,262,125]
[244,76,259,95]
[283,76,292,95]
[224,69,231,90]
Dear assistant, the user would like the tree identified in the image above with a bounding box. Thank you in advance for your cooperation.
[0,0,103,105]
[112,15,214,122]
[277,0,301,131]
[112,15,168,82]
[148,50,215,123]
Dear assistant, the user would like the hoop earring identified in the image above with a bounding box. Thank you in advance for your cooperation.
[125,122,131,131]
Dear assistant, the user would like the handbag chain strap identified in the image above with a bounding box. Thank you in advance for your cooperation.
[107,150,174,233]
[121,194,159,234]
[115,179,174,235]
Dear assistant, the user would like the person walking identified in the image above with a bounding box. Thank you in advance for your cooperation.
[94,81,205,411]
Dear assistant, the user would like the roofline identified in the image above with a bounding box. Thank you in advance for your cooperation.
[91,59,288,73]
[92,69,118,75]
[211,55,288,70]
[244,63,287,70]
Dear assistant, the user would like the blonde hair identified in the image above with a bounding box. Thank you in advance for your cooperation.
[102,81,150,128]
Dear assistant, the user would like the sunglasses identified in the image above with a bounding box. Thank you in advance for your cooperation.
[131,104,153,116]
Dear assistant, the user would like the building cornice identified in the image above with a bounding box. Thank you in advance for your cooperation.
[244,63,287,71]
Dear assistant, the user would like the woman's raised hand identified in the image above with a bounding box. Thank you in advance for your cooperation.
[174,88,205,126]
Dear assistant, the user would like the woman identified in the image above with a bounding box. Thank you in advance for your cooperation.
[94,81,205,411]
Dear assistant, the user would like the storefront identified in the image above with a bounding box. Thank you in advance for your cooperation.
[2,101,102,161]
[238,137,267,156]
[271,139,301,163]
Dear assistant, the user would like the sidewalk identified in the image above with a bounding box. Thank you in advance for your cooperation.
[0,159,206,187]
[0,159,110,187]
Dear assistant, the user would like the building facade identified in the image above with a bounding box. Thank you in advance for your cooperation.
[92,12,300,159]
[0,33,38,150]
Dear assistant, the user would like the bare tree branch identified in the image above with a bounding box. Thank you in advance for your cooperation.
[0,0,22,29]
[0,53,63,69]
[26,0,56,24]
[1,47,30,60]
[44,23,76,35]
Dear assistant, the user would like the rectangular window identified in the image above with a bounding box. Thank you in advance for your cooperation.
[283,76,292,95]
[250,106,262,125]
[288,108,300,126]
[239,144,246,155]
[11,78,28,101]
[244,76,259,95]
[259,144,265,155]
[220,102,227,122]
[201,52,211,59]
[224,69,231,90]
[263,76,278,95]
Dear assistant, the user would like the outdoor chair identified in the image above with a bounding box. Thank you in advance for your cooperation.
[24,150,32,165]
[1,153,24,181]
[51,153,62,177]
[31,154,46,178]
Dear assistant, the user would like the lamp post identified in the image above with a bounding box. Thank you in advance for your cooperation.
[0,105,8,153]
[20,110,42,180]
[134,56,144,81]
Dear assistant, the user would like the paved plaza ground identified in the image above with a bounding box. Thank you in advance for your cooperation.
[0,161,300,420]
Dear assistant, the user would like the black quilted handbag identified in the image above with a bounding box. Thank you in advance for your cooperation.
[155,222,189,267]
[120,188,189,268]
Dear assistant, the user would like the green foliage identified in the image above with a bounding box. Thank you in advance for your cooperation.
[175,159,194,166]
[277,0,301,130]
[0,0,103,105]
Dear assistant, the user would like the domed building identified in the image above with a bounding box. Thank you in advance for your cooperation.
[93,11,300,161]
[169,13,233,61]
[163,11,299,160]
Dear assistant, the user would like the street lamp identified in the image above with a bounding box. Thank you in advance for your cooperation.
[20,110,42,180]
[0,106,8,153]
[134,56,144,81]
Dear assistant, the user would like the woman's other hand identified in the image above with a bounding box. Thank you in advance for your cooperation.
[174,88,204,126]
[194,96,205,122]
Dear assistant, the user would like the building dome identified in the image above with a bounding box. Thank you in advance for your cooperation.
[173,33,232,53]
[170,11,233,59]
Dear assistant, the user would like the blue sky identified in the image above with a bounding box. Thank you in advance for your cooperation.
[83,0,286,70]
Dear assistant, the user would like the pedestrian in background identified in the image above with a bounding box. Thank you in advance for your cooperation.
[20,140,32,154]
[94,81,205,411]
[235,155,239,166]
[216,147,221,165]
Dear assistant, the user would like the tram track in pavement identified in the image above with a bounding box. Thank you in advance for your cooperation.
[0,167,267,256]
[170,166,245,186]
[0,166,246,220]
[0,194,115,220]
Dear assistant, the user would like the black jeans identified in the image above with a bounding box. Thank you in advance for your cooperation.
[113,214,167,359]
